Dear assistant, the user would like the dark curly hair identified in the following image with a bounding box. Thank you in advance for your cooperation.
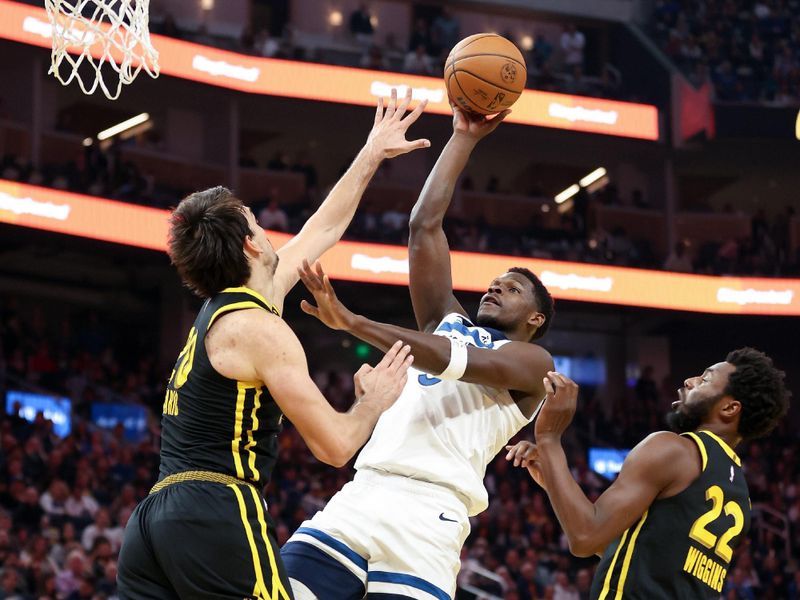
[167,186,252,298]
[508,267,555,341]
[725,347,790,441]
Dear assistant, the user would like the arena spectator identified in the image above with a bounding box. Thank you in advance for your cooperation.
[291,153,319,191]
[408,18,432,54]
[55,549,87,598]
[257,198,290,232]
[403,44,434,75]
[65,477,99,524]
[361,44,390,70]
[560,23,586,77]
[430,7,460,56]
[663,240,693,272]
[379,203,407,242]
[154,12,182,39]
[267,152,290,171]
[349,3,374,46]
[652,0,800,104]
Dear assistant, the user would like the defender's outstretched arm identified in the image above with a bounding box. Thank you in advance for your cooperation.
[297,260,551,397]
[236,310,413,467]
[272,89,429,312]
[506,375,698,558]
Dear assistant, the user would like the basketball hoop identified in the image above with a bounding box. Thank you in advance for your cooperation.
[44,0,160,100]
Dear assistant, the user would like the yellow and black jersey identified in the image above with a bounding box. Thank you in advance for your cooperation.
[158,286,283,486]
[591,430,750,600]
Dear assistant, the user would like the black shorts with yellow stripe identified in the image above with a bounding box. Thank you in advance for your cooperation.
[118,473,293,600]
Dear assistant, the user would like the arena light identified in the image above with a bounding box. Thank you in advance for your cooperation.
[200,0,213,10]
[96,112,150,141]
[579,167,607,188]
[795,108,800,140]
[520,35,534,51]
[328,10,343,27]
[554,184,580,204]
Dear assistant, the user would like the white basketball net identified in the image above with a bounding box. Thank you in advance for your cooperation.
[44,0,160,100]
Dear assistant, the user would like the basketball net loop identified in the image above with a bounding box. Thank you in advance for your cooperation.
[45,0,160,100]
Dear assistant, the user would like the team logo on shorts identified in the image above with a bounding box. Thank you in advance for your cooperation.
[501,63,517,83]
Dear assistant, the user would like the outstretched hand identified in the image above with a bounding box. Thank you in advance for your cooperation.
[366,88,430,161]
[353,340,414,412]
[505,440,546,490]
[534,371,579,443]
[452,104,510,141]
[298,260,355,331]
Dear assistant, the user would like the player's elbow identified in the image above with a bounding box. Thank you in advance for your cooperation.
[568,534,599,558]
[311,437,352,468]
[408,213,441,233]
[318,452,349,468]
[311,447,347,468]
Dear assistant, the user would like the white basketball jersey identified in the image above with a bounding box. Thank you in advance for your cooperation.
[354,313,533,516]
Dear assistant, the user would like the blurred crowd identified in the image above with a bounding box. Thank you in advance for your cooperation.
[664,205,799,277]
[16,0,800,105]
[147,3,619,101]
[0,302,799,599]
[2,145,799,278]
[653,0,800,104]
[0,148,179,210]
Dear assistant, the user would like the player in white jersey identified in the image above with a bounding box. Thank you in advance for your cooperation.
[281,106,555,600]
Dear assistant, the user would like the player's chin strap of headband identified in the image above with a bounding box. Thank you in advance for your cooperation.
[438,338,469,380]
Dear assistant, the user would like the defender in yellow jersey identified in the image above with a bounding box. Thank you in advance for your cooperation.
[118,89,427,600]
[506,348,789,599]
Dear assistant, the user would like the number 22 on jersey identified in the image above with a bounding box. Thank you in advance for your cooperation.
[688,485,745,562]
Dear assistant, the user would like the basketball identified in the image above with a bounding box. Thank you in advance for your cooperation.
[444,33,527,115]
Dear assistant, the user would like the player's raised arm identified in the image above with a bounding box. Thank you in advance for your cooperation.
[298,260,551,397]
[272,88,429,311]
[239,311,413,467]
[505,373,697,557]
[408,106,510,332]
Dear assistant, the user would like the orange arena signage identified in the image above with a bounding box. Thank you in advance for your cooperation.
[0,0,659,140]
[2,180,798,316]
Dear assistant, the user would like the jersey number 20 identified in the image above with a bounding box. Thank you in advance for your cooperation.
[163,327,197,416]
[172,327,198,389]
[688,485,745,563]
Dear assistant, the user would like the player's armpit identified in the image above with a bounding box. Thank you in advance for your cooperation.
[240,315,410,467]
[569,432,695,556]
[240,317,351,466]
[461,342,554,395]
[238,315,385,467]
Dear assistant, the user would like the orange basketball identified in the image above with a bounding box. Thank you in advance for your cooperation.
[444,33,527,115]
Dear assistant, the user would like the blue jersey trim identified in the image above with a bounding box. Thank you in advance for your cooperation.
[479,325,508,342]
[368,571,450,600]
[435,320,507,348]
[293,527,368,571]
